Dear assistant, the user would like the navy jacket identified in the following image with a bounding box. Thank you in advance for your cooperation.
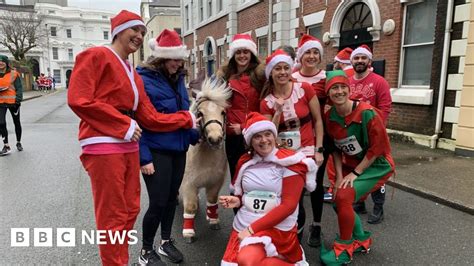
[137,66,199,166]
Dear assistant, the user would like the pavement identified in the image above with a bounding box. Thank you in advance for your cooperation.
[21,90,474,215]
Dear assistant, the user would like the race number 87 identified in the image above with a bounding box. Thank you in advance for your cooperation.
[253,199,267,210]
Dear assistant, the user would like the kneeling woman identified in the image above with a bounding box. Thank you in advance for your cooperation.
[219,112,317,265]
[321,70,395,265]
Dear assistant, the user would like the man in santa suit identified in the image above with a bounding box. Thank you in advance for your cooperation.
[67,10,197,266]
[349,44,392,224]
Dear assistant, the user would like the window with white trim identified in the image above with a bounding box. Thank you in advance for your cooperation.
[218,45,226,66]
[53,69,61,83]
[66,29,72,38]
[52,47,59,60]
[217,0,223,12]
[257,36,268,58]
[50,26,57,37]
[185,5,189,31]
[307,25,322,39]
[68,48,73,61]
[199,0,204,22]
[400,1,436,86]
[103,31,109,40]
[208,0,212,18]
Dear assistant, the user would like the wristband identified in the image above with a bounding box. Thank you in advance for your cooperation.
[352,169,361,176]
[247,226,254,235]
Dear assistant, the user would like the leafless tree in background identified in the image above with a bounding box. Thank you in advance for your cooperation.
[0,10,44,62]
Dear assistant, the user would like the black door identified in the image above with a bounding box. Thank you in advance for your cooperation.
[339,3,374,50]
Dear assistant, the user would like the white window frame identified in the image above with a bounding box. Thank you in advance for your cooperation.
[208,0,212,18]
[50,26,57,37]
[199,0,204,22]
[307,24,322,39]
[52,47,59,60]
[66,29,72,38]
[68,48,73,61]
[392,1,435,105]
[103,31,109,40]
[185,5,189,31]
[53,69,61,83]
[257,36,268,59]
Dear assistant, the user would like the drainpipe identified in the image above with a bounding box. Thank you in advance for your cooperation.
[432,0,454,148]
[268,0,273,53]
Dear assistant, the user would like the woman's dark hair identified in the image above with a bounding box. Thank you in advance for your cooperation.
[260,76,274,99]
[220,53,265,93]
[141,56,187,81]
[277,45,296,60]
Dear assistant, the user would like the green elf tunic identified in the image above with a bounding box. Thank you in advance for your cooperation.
[325,100,395,201]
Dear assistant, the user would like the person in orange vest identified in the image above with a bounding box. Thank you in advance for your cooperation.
[0,55,23,156]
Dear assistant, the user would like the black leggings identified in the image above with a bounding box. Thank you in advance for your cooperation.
[225,134,246,180]
[142,150,186,249]
[0,105,22,144]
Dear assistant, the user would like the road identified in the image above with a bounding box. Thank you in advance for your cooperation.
[0,91,473,265]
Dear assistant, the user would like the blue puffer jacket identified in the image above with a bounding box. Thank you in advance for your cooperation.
[137,66,199,166]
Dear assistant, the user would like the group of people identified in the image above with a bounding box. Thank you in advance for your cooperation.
[67,9,395,266]
[35,73,55,91]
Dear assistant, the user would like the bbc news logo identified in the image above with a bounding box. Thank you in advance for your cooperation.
[11,228,138,247]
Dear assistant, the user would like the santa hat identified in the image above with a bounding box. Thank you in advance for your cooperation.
[350,44,373,60]
[148,29,188,59]
[110,10,145,39]
[334,47,353,64]
[242,112,278,146]
[229,33,258,58]
[265,49,294,79]
[325,70,349,94]
[295,34,323,68]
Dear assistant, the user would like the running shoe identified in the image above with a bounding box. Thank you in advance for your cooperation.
[159,239,184,263]
[0,145,11,156]
[16,142,23,151]
[138,248,166,266]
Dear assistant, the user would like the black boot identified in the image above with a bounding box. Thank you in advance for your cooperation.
[307,224,321,247]
[368,205,384,224]
[353,201,367,214]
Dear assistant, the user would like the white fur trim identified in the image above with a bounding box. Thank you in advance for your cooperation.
[229,38,257,57]
[189,111,197,129]
[240,236,279,258]
[124,119,136,141]
[297,40,323,62]
[207,201,218,206]
[265,54,294,79]
[350,47,372,60]
[334,55,351,64]
[150,45,189,59]
[302,158,317,192]
[242,120,278,145]
[221,261,238,266]
[183,213,195,219]
[79,136,130,147]
[111,19,145,39]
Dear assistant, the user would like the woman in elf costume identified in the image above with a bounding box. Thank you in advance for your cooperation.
[320,70,394,265]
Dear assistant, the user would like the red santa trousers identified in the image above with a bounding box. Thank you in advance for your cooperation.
[80,152,141,266]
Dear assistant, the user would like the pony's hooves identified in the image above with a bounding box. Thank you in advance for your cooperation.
[184,237,196,244]
[209,223,221,230]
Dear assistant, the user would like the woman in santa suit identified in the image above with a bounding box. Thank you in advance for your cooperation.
[219,112,317,265]
[67,10,197,266]
[291,34,327,247]
[320,70,395,265]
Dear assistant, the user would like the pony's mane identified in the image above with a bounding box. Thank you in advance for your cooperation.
[191,78,232,112]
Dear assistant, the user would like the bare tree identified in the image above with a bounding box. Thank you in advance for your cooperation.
[0,9,44,62]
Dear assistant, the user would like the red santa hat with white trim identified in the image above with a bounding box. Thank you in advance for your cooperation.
[265,49,294,79]
[295,34,323,69]
[242,112,278,146]
[148,29,189,59]
[350,44,373,60]
[334,47,353,64]
[229,33,258,58]
[110,10,146,40]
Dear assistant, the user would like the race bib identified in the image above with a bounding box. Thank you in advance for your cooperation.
[243,190,278,214]
[334,135,363,156]
[278,131,301,150]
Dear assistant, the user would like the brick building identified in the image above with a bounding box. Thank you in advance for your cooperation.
[180,0,473,155]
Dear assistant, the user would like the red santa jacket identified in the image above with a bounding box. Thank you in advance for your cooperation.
[68,46,195,146]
